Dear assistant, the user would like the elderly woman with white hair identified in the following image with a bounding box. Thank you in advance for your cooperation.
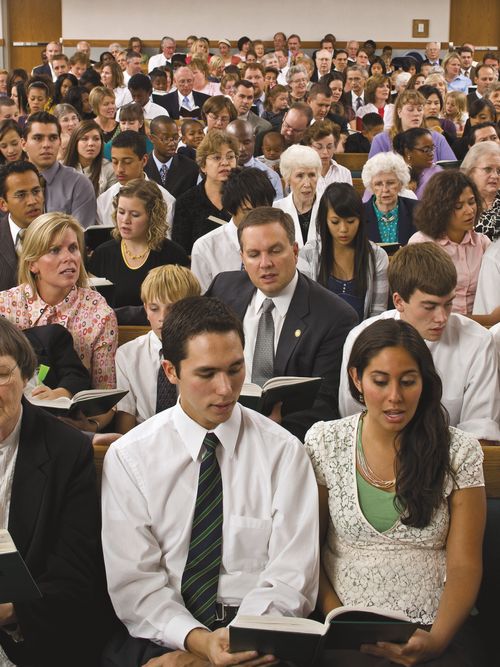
[274,144,322,246]
[286,64,309,103]
[461,141,500,241]
[362,152,418,249]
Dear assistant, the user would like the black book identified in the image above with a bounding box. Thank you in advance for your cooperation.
[0,530,41,603]
[28,388,128,417]
[230,607,417,666]
[238,376,322,416]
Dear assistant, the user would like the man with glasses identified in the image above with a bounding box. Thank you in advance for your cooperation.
[145,116,199,198]
[280,103,313,147]
[0,162,44,291]
[157,66,210,120]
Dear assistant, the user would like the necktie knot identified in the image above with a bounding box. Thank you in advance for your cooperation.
[203,432,220,454]
[262,298,274,314]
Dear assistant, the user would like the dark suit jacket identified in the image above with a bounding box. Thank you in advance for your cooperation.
[155,90,210,119]
[32,63,52,78]
[0,214,19,292]
[363,195,418,246]
[23,324,91,396]
[467,90,480,111]
[1,400,105,667]
[206,271,358,441]
[144,153,199,199]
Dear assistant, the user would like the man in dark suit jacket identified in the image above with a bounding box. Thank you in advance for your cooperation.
[145,116,199,198]
[156,66,210,119]
[206,207,357,441]
[0,318,106,667]
[32,41,62,81]
[0,161,45,291]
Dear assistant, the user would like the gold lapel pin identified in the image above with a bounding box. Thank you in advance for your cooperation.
[294,329,301,337]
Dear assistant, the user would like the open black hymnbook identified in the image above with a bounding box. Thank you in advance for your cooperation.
[28,388,128,417]
[238,376,322,416]
[0,530,41,603]
[229,606,417,665]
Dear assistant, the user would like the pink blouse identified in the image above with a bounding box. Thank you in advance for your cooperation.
[408,230,491,314]
[0,284,118,389]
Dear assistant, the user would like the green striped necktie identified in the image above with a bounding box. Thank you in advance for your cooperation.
[181,432,223,627]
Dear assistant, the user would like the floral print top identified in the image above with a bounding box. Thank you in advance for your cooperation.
[0,284,117,389]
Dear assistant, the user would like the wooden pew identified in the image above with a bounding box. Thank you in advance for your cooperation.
[335,152,369,175]
[118,325,150,347]
[483,445,500,498]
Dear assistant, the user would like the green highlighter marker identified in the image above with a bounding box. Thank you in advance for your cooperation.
[37,364,50,385]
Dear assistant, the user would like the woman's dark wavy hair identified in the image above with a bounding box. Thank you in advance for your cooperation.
[348,319,451,528]
[414,170,482,239]
[53,73,78,105]
[368,56,387,76]
[63,119,104,196]
[316,183,374,298]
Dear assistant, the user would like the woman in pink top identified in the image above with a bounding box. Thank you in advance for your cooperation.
[409,171,490,314]
[0,212,118,388]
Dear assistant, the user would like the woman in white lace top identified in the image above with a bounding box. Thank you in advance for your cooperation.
[305,319,486,666]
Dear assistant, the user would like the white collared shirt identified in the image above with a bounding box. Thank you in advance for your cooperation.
[190,219,240,292]
[339,310,500,441]
[115,330,161,423]
[177,90,195,111]
[7,215,22,249]
[152,153,173,175]
[102,400,319,650]
[243,271,299,382]
[142,98,169,120]
[317,159,353,196]
[473,239,500,315]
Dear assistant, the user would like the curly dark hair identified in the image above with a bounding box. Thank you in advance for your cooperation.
[413,170,482,239]
[348,318,451,528]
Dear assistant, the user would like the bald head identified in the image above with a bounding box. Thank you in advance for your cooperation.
[174,67,194,96]
[227,119,254,165]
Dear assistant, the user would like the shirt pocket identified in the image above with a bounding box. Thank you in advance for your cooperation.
[224,514,272,572]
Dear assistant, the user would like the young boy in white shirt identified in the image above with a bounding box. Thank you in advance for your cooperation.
[115,264,201,433]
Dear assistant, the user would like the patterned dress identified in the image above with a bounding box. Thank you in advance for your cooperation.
[0,284,117,389]
[304,414,484,625]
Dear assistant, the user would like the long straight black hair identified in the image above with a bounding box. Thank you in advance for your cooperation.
[316,182,374,298]
[348,319,452,528]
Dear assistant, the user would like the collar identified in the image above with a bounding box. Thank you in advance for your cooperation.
[225,218,240,249]
[177,90,194,104]
[438,230,477,246]
[40,160,60,183]
[0,406,23,449]
[27,283,80,323]
[152,152,173,172]
[8,215,22,247]
[172,400,242,461]
[255,270,299,319]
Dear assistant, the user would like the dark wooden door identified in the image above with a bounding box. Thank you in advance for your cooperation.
[6,0,62,72]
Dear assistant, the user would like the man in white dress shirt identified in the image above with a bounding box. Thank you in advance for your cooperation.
[147,36,176,72]
[123,51,143,86]
[102,296,319,666]
[339,243,500,444]
[127,73,167,120]
[344,66,368,112]
[96,131,175,228]
[191,167,276,292]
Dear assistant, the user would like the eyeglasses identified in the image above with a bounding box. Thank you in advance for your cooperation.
[282,118,305,135]
[151,134,179,144]
[11,186,43,201]
[207,113,231,124]
[474,166,500,176]
[206,152,237,163]
[0,364,17,385]
[413,146,436,155]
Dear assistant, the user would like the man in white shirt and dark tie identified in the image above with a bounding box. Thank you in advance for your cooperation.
[102,296,319,666]
[344,66,367,113]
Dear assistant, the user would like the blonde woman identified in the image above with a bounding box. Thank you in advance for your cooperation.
[0,212,117,388]
[89,86,119,143]
[89,179,188,307]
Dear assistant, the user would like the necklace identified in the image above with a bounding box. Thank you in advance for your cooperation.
[356,414,396,490]
[121,240,149,261]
